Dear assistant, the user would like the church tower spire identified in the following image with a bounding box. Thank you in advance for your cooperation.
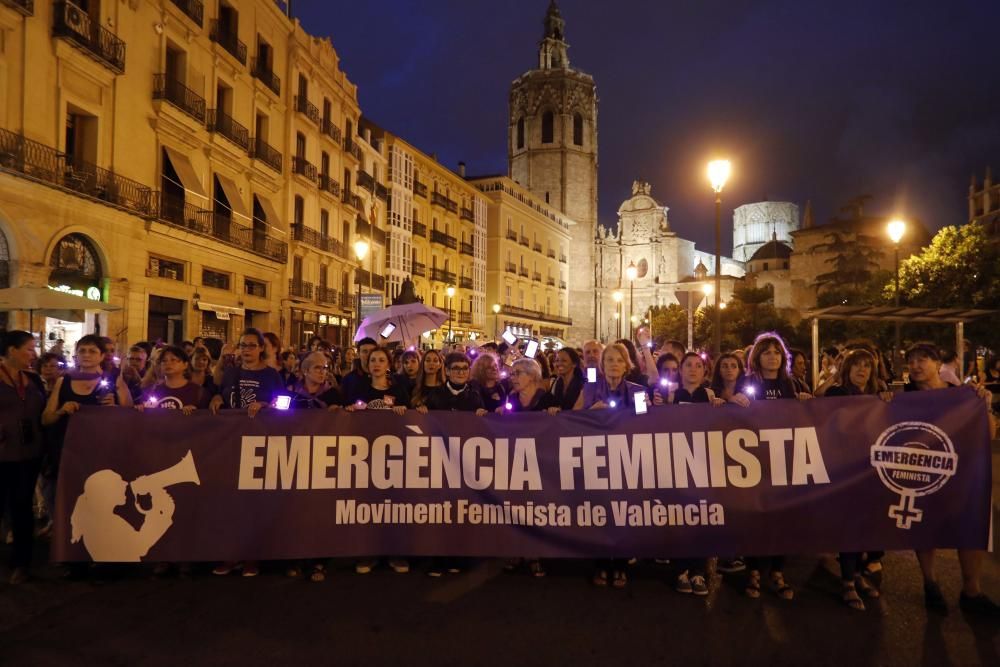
[539,0,570,69]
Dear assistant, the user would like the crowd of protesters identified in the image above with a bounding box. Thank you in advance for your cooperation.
[0,324,997,616]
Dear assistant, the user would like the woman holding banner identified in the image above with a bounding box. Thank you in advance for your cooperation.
[823,348,890,610]
[471,352,507,412]
[549,347,584,411]
[287,352,341,410]
[410,350,445,409]
[740,332,810,601]
[709,353,751,407]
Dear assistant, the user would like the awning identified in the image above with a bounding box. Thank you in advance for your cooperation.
[254,194,284,233]
[197,301,245,319]
[214,172,250,222]
[163,146,208,201]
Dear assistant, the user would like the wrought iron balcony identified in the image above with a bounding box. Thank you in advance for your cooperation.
[501,304,572,327]
[412,261,426,277]
[519,266,529,278]
[460,207,474,222]
[209,20,246,65]
[155,194,287,262]
[53,1,126,73]
[431,191,458,213]
[316,286,339,304]
[292,156,317,182]
[519,235,530,247]
[207,109,249,150]
[505,262,517,274]
[371,273,386,291]
[168,0,202,26]
[506,231,518,242]
[319,174,341,198]
[430,268,456,284]
[459,276,473,290]
[250,137,282,173]
[547,277,556,287]
[294,96,320,125]
[342,189,361,210]
[354,268,370,285]
[0,128,154,217]
[547,249,556,259]
[375,182,388,201]
[560,254,567,263]
[532,272,542,282]
[357,170,374,191]
[458,311,473,325]
[339,292,354,310]
[291,223,345,257]
[560,280,567,289]
[343,137,362,161]
[153,73,206,123]
[355,217,371,238]
[288,279,313,300]
[251,58,280,96]
[412,221,427,237]
[413,179,428,198]
[533,242,543,253]
[430,229,457,249]
[322,119,341,144]
[460,240,474,256]
[2,0,33,16]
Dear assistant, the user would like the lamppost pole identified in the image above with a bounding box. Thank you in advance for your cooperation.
[625,261,637,341]
[612,290,623,340]
[708,160,731,357]
[492,303,501,342]
[353,238,370,341]
[446,285,456,343]
[887,219,906,373]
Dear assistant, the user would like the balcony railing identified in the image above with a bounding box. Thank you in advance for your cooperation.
[357,170,374,191]
[560,254,568,263]
[501,304,573,327]
[53,1,126,74]
[532,272,542,282]
[506,230,518,242]
[413,180,428,198]
[292,156,317,182]
[459,276,473,290]
[291,224,346,258]
[251,58,280,96]
[0,128,154,217]
[207,109,249,151]
[412,221,427,237]
[460,241,474,256]
[547,249,556,259]
[519,235,530,247]
[321,119,342,144]
[339,292,354,310]
[504,262,517,274]
[430,229,457,249]
[460,207,474,222]
[342,189,361,210]
[294,96,320,125]
[288,279,313,300]
[168,0,202,26]
[375,183,388,201]
[319,174,341,198]
[316,286,339,304]
[250,137,282,173]
[354,268,370,285]
[430,268,457,284]
[519,267,529,278]
[458,311,473,325]
[155,194,287,262]
[547,277,556,287]
[560,280,567,289]
[343,137,362,161]
[371,273,386,291]
[533,242,543,253]
[153,74,206,123]
[412,261,426,277]
[3,0,33,16]
[431,191,458,213]
[355,217,371,238]
[209,20,246,65]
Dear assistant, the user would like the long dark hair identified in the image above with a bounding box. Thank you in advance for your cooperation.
[747,331,792,382]
[710,352,745,394]
[1,330,33,356]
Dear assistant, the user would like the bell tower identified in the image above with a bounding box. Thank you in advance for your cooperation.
[508,0,598,341]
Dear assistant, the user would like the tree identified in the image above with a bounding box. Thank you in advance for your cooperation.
[889,224,1000,351]
[648,304,687,346]
[812,231,885,294]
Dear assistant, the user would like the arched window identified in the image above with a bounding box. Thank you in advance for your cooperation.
[573,113,583,146]
[516,117,525,149]
[541,111,554,144]
[49,233,102,286]
[0,228,8,330]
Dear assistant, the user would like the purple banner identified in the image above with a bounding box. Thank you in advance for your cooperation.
[53,389,992,562]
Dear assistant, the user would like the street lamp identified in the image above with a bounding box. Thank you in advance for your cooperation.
[707,159,731,356]
[887,218,906,372]
[492,303,501,341]
[353,239,369,337]
[612,290,624,339]
[625,261,637,340]
[446,285,456,342]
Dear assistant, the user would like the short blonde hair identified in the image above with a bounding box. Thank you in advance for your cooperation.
[601,343,634,375]
[511,358,542,383]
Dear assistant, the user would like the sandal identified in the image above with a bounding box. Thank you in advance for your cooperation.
[592,569,608,587]
[856,575,880,599]
[528,560,546,578]
[745,570,761,598]
[842,582,865,611]
[770,572,794,600]
[611,570,627,589]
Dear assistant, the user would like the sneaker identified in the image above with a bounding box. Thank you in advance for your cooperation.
[691,575,709,596]
[958,592,999,616]
[923,581,947,613]
[675,572,693,594]
[717,558,746,573]
[388,559,410,574]
[355,559,376,575]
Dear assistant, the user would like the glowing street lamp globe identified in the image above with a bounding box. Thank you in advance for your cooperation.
[353,239,369,261]
[887,219,906,244]
[707,159,731,193]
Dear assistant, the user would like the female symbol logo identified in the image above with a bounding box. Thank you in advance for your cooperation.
[869,422,958,529]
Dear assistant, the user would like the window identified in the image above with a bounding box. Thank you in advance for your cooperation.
[343,221,350,246]
[573,113,583,146]
[244,278,267,297]
[148,256,184,281]
[294,196,304,226]
[516,117,525,149]
[321,209,329,237]
[321,152,330,177]
[297,73,307,98]
[296,132,306,159]
[202,268,230,290]
[541,111,554,144]
[65,106,98,168]
[256,37,273,71]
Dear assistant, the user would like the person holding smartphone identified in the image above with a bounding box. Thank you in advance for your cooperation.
[209,328,283,420]
[137,346,208,413]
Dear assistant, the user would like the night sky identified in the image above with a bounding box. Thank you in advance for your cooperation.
[292,0,1000,253]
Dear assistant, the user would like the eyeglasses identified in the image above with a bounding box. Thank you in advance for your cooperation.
[238,343,260,349]
[448,366,470,372]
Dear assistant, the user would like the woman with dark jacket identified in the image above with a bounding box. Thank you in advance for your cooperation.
[471,352,506,412]
[549,347,584,411]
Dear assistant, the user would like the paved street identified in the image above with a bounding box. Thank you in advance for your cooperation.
[1,545,997,666]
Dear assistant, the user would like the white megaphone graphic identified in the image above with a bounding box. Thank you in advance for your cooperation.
[70,451,200,562]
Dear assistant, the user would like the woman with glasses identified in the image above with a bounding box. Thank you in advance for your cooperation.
[471,352,507,412]
[136,346,207,413]
[287,352,341,410]
[209,328,283,420]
